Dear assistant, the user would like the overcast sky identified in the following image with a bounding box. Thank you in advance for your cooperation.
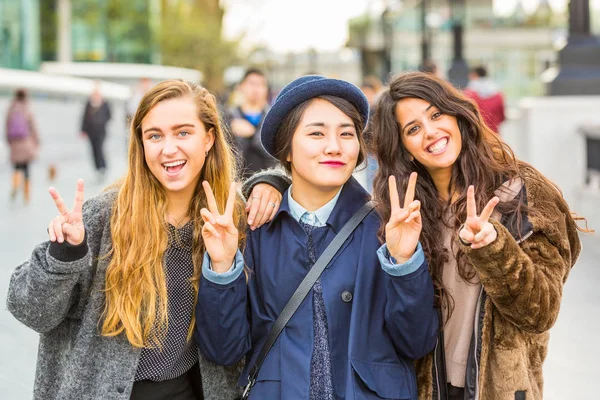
[223,0,597,53]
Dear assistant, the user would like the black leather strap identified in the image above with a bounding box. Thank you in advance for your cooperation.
[242,201,375,398]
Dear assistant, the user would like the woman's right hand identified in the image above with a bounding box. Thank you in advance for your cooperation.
[47,179,86,246]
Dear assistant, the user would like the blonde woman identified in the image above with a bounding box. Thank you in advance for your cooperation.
[7,80,246,400]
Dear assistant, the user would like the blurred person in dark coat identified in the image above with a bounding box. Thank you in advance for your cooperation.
[226,68,276,179]
[81,84,111,181]
[5,89,40,204]
[464,66,506,134]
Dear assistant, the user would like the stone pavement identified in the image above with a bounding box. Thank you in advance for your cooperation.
[0,98,598,399]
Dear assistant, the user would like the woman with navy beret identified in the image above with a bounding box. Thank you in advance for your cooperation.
[194,75,438,399]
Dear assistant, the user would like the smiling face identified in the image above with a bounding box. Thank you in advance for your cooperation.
[396,97,462,178]
[141,97,214,200]
[287,98,360,196]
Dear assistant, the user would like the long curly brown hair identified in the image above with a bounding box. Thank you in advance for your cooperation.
[370,72,527,321]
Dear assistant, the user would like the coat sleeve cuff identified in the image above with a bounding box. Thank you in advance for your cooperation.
[202,250,245,285]
[458,220,514,277]
[377,242,424,276]
[48,233,88,262]
[241,168,291,199]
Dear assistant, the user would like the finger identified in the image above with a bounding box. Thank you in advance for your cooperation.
[202,181,220,215]
[224,182,237,217]
[474,223,495,243]
[53,217,64,243]
[459,229,475,244]
[404,210,421,224]
[388,176,401,214]
[256,194,278,227]
[267,196,280,222]
[202,220,221,238]
[246,194,262,226]
[72,179,85,214]
[48,221,56,242]
[61,223,82,245]
[48,187,69,216]
[403,172,418,209]
[251,195,270,230]
[200,208,217,225]
[388,209,409,226]
[466,185,477,219]
[479,196,500,223]
[406,200,421,213]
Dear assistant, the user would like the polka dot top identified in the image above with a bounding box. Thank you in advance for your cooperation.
[135,220,199,382]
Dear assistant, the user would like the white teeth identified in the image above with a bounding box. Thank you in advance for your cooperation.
[427,138,448,153]
[163,160,186,168]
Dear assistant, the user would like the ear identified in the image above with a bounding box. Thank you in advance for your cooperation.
[205,127,215,153]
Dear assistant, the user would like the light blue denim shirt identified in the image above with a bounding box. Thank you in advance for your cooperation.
[202,185,425,284]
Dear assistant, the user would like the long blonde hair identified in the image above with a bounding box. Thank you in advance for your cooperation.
[101,80,246,348]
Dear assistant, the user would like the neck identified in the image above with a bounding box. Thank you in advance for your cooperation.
[290,181,341,212]
[430,168,453,201]
[165,188,194,225]
[241,101,265,113]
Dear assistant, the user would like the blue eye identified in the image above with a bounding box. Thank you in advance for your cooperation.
[178,131,190,137]
[149,133,161,140]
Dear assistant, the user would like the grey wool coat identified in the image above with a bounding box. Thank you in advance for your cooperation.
[6,190,243,400]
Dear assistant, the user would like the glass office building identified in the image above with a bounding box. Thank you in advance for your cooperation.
[70,0,160,64]
[0,0,41,69]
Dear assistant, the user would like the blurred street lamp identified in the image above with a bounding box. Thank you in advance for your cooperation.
[382,6,394,78]
[420,0,431,65]
[447,0,468,88]
[548,0,600,95]
[58,0,72,63]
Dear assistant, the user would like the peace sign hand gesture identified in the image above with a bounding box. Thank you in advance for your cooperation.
[47,179,86,246]
[201,181,239,273]
[385,172,422,264]
[458,185,500,249]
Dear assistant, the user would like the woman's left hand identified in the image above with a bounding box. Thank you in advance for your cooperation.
[458,185,500,249]
[201,181,239,273]
[246,183,282,230]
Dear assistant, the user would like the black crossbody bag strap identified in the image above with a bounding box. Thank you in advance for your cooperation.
[241,201,375,399]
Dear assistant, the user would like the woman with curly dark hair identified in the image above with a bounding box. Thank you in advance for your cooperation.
[370,71,584,400]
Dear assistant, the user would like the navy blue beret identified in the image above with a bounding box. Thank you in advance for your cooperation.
[260,75,370,158]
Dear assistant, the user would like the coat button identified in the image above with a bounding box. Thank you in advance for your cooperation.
[341,291,353,303]
[116,386,125,394]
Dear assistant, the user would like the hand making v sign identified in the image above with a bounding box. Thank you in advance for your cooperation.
[458,185,500,249]
[386,172,422,264]
[201,181,239,274]
[47,179,86,246]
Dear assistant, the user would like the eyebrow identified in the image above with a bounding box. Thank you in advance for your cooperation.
[142,123,195,134]
[304,122,355,129]
[400,104,435,133]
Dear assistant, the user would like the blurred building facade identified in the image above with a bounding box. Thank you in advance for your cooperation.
[347,0,584,102]
[0,0,40,70]
[1,0,161,71]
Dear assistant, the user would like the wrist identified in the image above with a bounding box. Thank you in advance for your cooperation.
[212,259,234,274]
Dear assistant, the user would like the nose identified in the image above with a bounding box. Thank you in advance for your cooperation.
[162,136,178,155]
[324,133,342,155]
[423,120,438,139]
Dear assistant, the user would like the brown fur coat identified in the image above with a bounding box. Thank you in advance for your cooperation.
[416,166,582,400]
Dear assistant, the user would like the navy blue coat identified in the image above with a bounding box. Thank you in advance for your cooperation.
[195,178,438,399]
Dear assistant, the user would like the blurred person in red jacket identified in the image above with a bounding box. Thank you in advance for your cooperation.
[464,66,505,134]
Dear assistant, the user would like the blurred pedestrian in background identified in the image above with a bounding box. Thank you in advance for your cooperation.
[226,68,276,179]
[81,83,111,182]
[361,75,384,193]
[5,88,40,204]
[127,77,153,125]
[464,65,506,134]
